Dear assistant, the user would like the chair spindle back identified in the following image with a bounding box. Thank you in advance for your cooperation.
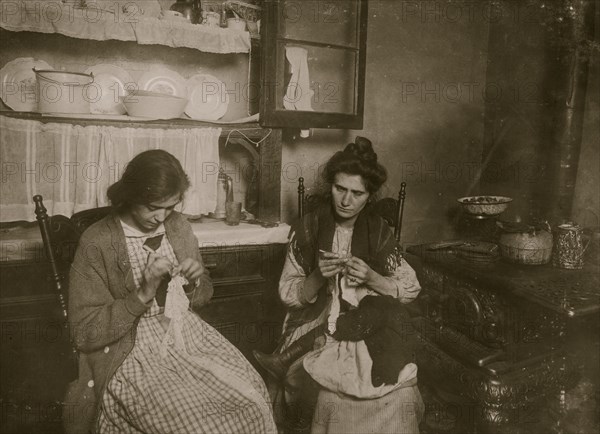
[33,194,78,376]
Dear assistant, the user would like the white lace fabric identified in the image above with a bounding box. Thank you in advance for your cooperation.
[161,274,190,356]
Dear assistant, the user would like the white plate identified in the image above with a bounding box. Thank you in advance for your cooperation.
[0,58,53,112]
[184,74,229,121]
[84,64,133,115]
[138,67,187,97]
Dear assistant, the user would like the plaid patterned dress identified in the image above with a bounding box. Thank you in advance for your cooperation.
[97,221,276,434]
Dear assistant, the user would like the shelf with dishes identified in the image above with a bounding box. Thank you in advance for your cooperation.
[0,2,281,224]
[0,1,252,54]
[0,57,253,124]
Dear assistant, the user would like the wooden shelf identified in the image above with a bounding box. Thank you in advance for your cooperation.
[0,6,251,54]
[0,111,266,139]
[0,3,281,223]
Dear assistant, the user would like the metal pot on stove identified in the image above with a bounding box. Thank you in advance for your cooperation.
[496,221,553,265]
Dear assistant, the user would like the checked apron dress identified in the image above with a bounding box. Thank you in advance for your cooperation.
[97,221,275,433]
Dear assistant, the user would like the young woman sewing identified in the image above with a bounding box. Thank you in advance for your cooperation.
[65,150,276,433]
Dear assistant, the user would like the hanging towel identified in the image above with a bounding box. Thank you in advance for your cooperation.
[283,47,314,112]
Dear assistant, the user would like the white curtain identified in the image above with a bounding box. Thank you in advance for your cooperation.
[0,115,220,222]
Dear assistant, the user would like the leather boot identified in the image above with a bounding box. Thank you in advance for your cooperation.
[253,327,320,380]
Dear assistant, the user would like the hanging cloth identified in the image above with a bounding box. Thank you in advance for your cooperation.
[160,274,190,357]
[283,47,314,111]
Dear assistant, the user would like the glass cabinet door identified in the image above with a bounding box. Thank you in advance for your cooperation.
[259,0,368,129]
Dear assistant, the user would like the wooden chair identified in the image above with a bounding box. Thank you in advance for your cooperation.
[284,178,412,431]
[33,195,112,378]
[297,177,408,243]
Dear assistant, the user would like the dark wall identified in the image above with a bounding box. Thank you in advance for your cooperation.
[481,0,552,223]
[281,0,491,245]
[481,0,599,226]
[571,3,599,229]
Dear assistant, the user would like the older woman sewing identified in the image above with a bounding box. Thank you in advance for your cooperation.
[254,137,423,433]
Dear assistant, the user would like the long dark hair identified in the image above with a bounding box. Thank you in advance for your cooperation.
[107,150,190,210]
[323,136,387,194]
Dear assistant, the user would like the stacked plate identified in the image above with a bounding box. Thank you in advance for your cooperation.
[84,64,133,115]
[184,73,229,121]
[0,58,53,112]
[136,68,229,121]
[138,67,187,97]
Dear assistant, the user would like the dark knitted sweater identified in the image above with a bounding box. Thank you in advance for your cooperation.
[65,211,213,433]
[333,295,416,387]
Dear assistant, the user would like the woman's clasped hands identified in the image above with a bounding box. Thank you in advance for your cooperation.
[138,254,204,304]
[172,258,204,283]
[318,251,348,278]
[318,251,374,286]
[344,256,373,286]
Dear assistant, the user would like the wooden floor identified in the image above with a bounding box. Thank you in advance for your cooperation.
[1,321,70,434]
[2,326,598,434]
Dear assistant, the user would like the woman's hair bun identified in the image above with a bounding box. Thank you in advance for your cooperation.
[324,135,387,194]
[344,136,378,164]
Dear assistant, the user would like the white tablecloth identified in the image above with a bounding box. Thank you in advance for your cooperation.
[192,221,290,248]
[1,221,290,262]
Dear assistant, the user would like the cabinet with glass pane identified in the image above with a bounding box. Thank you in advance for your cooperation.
[259,0,368,129]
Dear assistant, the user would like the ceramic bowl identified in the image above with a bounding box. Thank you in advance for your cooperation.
[121,91,188,119]
[457,196,512,217]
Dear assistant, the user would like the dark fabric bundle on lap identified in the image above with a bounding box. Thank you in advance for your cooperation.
[333,295,416,387]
